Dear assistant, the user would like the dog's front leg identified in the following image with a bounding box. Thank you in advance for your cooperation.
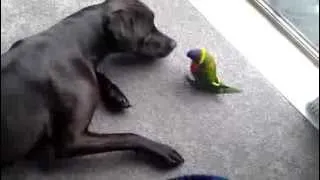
[95,71,131,112]
[56,132,184,168]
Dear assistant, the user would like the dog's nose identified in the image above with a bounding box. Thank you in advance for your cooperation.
[169,40,177,49]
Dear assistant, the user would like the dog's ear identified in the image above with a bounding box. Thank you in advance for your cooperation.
[110,10,135,38]
[105,10,137,50]
[104,9,153,50]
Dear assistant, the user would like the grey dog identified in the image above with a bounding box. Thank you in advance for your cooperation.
[1,0,184,169]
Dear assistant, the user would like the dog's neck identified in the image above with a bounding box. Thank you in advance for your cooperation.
[50,3,117,63]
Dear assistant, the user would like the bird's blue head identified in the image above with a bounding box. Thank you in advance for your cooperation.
[187,49,201,61]
[187,48,206,64]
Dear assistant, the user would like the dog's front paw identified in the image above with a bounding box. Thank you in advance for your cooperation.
[113,93,131,109]
[100,85,132,112]
[102,94,131,113]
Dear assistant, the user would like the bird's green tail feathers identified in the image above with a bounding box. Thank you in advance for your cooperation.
[213,83,242,94]
[186,75,241,94]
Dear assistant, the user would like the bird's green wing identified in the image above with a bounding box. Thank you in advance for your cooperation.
[202,52,220,84]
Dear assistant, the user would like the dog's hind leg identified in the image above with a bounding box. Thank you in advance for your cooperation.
[56,131,184,168]
[52,80,183,168]
[51,60,183,168]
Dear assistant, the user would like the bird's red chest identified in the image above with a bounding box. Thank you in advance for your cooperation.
[190,63,199,73]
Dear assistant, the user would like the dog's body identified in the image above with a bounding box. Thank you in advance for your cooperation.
[1,0,183,169]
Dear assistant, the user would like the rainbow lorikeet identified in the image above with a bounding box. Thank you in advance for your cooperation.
[186,48,241,94]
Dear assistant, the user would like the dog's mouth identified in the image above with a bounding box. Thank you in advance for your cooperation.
[135,40,177,59]
[132,29,177,59]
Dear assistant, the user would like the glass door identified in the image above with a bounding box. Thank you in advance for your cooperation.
[251,0,319,66]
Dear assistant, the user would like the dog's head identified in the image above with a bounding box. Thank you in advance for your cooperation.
[103,0,176,58]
